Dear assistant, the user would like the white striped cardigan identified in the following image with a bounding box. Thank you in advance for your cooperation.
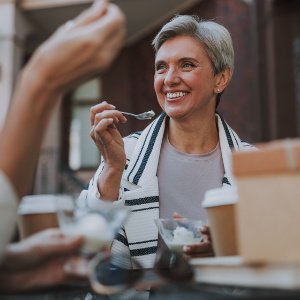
[79,113,253,269]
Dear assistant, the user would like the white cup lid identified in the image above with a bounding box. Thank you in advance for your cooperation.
[18,194,74,214]
[202,186,238,208]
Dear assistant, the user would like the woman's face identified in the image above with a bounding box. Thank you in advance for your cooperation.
[154,35,218,121]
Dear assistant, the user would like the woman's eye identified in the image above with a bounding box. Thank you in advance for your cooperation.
[182,62,194,69]
[155,64,167,73]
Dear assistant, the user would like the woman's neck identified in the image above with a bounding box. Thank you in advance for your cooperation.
[167,114,219,154]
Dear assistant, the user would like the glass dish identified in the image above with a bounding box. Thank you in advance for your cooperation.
[155,218,203,252]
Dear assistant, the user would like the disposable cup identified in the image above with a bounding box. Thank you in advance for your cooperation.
[17,194,73,239]
[202,187,238,256]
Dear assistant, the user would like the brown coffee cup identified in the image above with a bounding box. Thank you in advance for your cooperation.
[17,194,74,239]
[202,187,238,256]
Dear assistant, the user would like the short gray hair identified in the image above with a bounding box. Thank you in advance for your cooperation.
[152,15,234,76]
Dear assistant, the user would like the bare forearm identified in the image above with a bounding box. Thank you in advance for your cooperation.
[0,0,125,200]
[0,65,61,199]
[98,166,123,201]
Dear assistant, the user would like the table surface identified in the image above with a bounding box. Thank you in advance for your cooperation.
[2,278,300,300]
[2,286,300,300]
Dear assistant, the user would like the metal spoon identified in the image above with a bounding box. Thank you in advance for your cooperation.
[121,110,155,120]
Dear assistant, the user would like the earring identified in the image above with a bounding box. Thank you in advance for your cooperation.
[216,89,220,93]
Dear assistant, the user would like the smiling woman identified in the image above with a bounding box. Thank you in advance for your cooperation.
[80,15,254,269]
[153,35,230,125]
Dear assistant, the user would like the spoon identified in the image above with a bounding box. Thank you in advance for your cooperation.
[121,110,155,120]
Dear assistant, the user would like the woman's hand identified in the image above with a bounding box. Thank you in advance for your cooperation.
[25,0,125,95]
[172,212,214,258]
[90,101,127,200]
[182,225,214,258]
[90,101,127,168]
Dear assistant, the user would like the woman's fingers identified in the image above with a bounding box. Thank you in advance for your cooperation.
[80,3,125,71]
[183,251,214,259]
[90,111,126,147]
[56,0,108,36]
[183,241,212,253]
[91,3,125,42]
[94,24,126,70]
[89,100,126,157]
[200,225,210,234]
[23,229,84,257]
[172,212,184,219]
[90,101,115,126]
[91,118,114,145]
[90,119,111,145]
[200,225,212,242]
[90,102,127,127]
[95,111,127,125]
[33,1,125,93]
[74,0,108,26]
[183,241,214,258]
[64,256,89,277]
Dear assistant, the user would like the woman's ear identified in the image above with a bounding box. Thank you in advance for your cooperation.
[214,68,231,94]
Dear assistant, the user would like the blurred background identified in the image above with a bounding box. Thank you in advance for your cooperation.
[0,0,299,195]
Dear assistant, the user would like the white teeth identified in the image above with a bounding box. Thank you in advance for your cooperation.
[166,92,187,99]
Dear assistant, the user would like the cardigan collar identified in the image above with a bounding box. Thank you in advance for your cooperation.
[121,112,244,268]
[124,112,238,189]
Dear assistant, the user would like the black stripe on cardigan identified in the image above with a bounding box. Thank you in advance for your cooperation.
[229,127,240,150]
[218,113,234,149]
[131,206,159,213]
[115,233,129,246]
[129,239,158,245]
[125,196,159,206]
[133,113,165,184]
[130,246,157,257]
[124,158,130,170]
[128,131,142,139]
[127,121,156,182]
[222,176,231,185]
[241,141,254,148]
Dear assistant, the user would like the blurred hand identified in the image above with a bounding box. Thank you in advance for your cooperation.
[172,212,183,220]
[172,212,214,258]
[1,228,83,271]
[26,0,125,94]
[0,229,85,292]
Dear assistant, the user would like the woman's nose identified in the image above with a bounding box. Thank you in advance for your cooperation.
[164,68,180,86]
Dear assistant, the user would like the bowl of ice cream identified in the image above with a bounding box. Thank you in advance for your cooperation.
[57,200,128,255]
[155,218,203,252]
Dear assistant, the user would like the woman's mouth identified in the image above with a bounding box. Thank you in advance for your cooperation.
[166,91,188,101]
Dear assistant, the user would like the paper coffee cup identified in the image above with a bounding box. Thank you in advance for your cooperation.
[202,187,238,256]
[17,194,74,239]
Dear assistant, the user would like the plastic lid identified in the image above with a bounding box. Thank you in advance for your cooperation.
[202,186,238,208]
[18,194,74,215]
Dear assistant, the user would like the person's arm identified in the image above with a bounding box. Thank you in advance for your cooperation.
[0,172,19,261]
[89,101,127,201]
[0,0,125,199]
[0,71,61,200]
